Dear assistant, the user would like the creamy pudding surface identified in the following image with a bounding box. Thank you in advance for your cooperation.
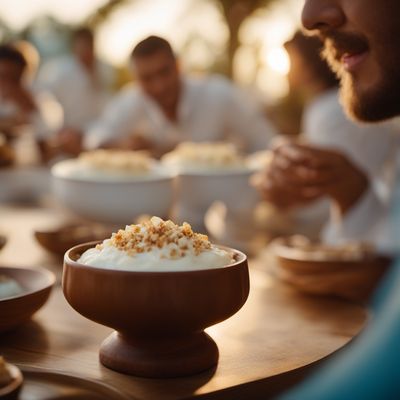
[53,149,165,181]
[78,217,235,271]
[162,142,249,172]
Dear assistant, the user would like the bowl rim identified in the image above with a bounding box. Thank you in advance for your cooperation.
[169,166,257,178]
[0,363,23,396]
[51,159,177,184]
[64,241,247,275]
[0,266,56,302]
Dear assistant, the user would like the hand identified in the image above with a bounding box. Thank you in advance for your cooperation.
[253,143,369,215]
[56,128,83,156]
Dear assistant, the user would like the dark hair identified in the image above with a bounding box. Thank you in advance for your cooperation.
[0,44,27,69]
[131,35,175,59]
[72,27,94,43]
[285,31,339,89]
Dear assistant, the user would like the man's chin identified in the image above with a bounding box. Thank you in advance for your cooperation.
[339,76,400,122]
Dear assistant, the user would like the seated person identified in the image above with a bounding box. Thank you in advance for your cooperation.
[0,44,58,163]
[57,35,278,157]
[254,32,399,256]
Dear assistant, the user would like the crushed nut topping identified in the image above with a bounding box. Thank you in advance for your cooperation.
[162,142,244,167]
[97,216,211,257]
[79,149,152,173]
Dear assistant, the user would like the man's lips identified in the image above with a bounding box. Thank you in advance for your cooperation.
[342,51,369,72]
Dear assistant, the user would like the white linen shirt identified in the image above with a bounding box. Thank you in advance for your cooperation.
[37,56,113,131]
[83,75,277,153]
[302,89,400,254]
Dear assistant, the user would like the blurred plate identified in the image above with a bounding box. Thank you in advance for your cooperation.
[0,267,55,333]
[34,223,113,257]
[17,366,130,400]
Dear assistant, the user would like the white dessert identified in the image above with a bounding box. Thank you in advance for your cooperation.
[0,275,23,300]
[78,216,235,271]
[0,357,13,387]
[162,142,249,173]
[52,150,168,181]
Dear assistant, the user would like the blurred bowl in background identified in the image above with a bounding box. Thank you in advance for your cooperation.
[51,160,175,224]
[35,223,113,257]
[63,242,249,378]
[172,169,260,231]
[271,236,391,302]
[0,267,55,333]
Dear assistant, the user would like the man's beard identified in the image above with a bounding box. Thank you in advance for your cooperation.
[321,33,400,122]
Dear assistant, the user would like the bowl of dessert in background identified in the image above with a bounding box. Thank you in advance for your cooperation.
[271,235,391,302]
[0,267,55,333]
[63,216,249,378]
[51,150,175,224]
[162,142,261,230]
[0,356,23,400]
[34,223,113,257]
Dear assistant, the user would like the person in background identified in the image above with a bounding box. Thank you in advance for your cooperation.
[61,35,278,157]
[37,26,114,155]
[275,0,400,398]
[254,31,399,253]
[0,43,58,163]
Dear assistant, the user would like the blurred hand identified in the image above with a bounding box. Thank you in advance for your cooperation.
[253,143,369,215]
[56,128,83,156]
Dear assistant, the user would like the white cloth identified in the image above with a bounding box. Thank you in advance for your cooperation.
[83,75,277,153]
[302,89,400,254]
[0,90,61,139]
[37,56,113,130]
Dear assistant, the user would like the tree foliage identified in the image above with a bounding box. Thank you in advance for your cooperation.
[214,0,278,78]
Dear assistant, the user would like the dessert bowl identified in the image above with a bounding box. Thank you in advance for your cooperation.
[0,267,55,333]
[51,159,175,224]
[272,236,391,302]
[63,241,249,378]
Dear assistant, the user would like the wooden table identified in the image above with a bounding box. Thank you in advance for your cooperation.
[0,204,367,399]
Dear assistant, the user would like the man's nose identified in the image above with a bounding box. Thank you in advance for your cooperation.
[302,0,345,33]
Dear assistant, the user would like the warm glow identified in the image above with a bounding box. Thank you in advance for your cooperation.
[266,47,290,76]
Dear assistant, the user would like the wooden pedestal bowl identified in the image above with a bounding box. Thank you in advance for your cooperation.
[63,242,249,378]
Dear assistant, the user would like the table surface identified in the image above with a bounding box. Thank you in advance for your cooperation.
[0,204,367,399]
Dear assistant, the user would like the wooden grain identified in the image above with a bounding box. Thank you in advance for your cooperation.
[0,204,367,399]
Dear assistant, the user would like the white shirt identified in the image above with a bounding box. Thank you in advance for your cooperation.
[37,56,113,130]
[302,89,400,254]
[84,75,277,153]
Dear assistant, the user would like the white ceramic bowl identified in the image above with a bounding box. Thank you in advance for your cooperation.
[51,160,175,224]
[171,168,260,230]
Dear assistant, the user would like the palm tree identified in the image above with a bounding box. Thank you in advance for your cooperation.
[214,0,278,78]
[85,0,134,29]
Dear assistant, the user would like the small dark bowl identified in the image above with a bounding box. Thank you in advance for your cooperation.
[34,224,112,256]
[0,363,23,400]
[0,267,55,333]
[63,242,249,378]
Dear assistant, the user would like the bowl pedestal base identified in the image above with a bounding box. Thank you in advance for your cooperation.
[99,331,219,378]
